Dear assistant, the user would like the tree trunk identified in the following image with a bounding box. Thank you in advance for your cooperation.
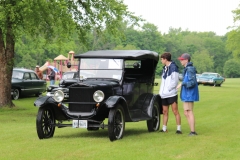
[0,23,15,108]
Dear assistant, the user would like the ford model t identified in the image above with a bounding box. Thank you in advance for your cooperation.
[34,50,162,141]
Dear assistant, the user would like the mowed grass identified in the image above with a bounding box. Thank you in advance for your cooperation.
[1,78,240,160]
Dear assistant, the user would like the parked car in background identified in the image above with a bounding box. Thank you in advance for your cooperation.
[46,71,79,99]
[11,68,47,100]
[196,74,201,84]
[197,72,225,86]
[34,50,162,141]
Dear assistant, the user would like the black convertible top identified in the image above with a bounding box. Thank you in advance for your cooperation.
[74,50,159,61]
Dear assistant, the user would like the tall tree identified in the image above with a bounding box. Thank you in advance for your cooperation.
[139,23,165,53]
[114,44,139,50]
[192,50,214,73]
[17,53,37,69]
[0,0,139,107]
[223,59,240,77]
[226,5,240,60]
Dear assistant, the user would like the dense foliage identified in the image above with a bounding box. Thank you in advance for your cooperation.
[1,0,240,108]
[15,25,234,77]
[0,0,140,107]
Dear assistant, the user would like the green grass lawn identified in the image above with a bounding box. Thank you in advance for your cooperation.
[1,78,240,160]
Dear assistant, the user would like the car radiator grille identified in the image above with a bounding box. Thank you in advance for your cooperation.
[69,87,94,112]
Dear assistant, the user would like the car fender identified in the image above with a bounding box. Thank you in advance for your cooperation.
[104,96,132,121]
[134,93,162,118]
[34,96,69,120]
[104,95,127,108]
[34,96,58,107]
[150,94,162,115]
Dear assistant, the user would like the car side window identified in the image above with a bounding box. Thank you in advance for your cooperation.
[23,73,30,80]
[30,73,38,80]
[125,60,141,69]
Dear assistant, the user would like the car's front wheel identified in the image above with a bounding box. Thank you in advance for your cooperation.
[108,104,125,141]
[147,100,160,132]
[12,89,20,100]
[36,107,55,139]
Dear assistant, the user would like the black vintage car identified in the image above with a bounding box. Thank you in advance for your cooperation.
[12,68,46,100]
[34,50,162,141]
[46,71,79,99]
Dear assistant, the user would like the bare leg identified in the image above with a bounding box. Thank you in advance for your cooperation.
[162,105,169,126]
[171,102,181,125]
[184,110,195,132]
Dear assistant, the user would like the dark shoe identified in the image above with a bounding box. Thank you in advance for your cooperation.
[188,132,198,136]
[159,129,168,133]
[176,130,182,134]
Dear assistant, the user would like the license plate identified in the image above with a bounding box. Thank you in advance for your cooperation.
[72,120,88,128]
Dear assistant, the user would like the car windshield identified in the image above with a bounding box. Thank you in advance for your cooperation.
[12,71,24,79]
[79,58,123,80]
[62,73,75,80]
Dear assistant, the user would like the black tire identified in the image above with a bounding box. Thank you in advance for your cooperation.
[218,82,222,87]
[12,89,20,100]
[147,101,160,132]
[108,104,125,141]
[36,107,55,139]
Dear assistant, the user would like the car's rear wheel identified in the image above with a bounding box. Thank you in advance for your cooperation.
[36,107,55,139]
[108,104,125,141]
[12,89,20,100]
[147,100,160,132]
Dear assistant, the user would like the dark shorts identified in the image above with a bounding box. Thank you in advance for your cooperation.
[161,95,178,106]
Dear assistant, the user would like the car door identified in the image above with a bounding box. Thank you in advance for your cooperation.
[30,72,43,93]
[22,72,32,95]
[216,74,223,84]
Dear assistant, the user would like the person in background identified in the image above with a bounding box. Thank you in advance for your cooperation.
[48,68,56,85]
[159,52,182,134]
[177,53,199,136]
[35,65,43,79]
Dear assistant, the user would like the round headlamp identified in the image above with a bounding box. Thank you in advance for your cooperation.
[93,90,104,102]
[47,86,52,90]
[53,90,64,102]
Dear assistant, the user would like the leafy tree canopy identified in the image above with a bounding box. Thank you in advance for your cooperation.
[223,59,240,78]
[0,0,140,107]
[192,50,214,74]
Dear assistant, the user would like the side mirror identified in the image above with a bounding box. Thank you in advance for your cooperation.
[67,62,71,68]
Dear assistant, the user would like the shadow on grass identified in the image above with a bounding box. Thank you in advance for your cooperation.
[54,128,150,140]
